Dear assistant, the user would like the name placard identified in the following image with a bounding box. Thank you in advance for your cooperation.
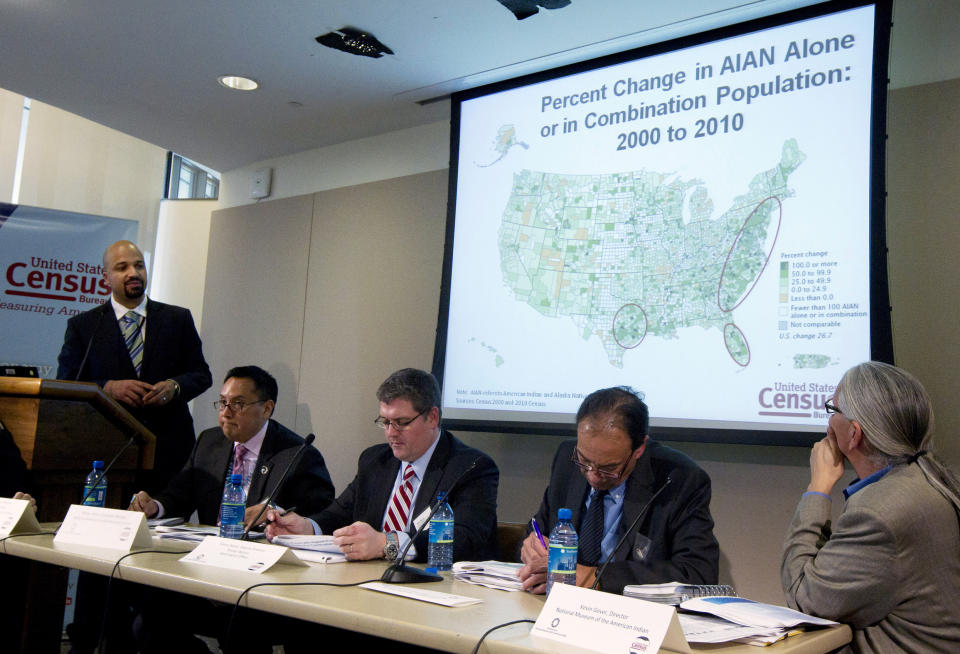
[0,497,42,538]
[179,535,307,573]
[532,584,691,654]
[53,504,152,551]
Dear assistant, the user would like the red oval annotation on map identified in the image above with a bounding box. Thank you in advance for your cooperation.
[612,303,647,349]
[723,322,751,367]
[716,196,782,313]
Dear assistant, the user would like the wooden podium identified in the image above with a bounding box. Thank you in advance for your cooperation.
[0,377,156,521]
[0,378,158,653]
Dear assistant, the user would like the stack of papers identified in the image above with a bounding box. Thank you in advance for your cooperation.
[153,525,264,542]
[154,525,220,542]
[623,582,736,605]
[270,534,346,562]
[678,596,837,645]
[451,560,524,591]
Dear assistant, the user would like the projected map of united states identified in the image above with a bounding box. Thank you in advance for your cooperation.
[498,139,805,367]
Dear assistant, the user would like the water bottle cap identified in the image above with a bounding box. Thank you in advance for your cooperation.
[93,460,104,469]
[229,473,242,484]
[558,507,572,520]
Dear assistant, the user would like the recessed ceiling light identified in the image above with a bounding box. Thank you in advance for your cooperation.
[218,75,259,91]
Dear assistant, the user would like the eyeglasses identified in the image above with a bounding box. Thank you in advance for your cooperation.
[824,400,842,415]
[571,447,635,481]
[213,399,267,413]
[374,410,426,432]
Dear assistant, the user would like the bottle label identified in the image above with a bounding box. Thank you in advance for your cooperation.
[548,543,578,573]
[220,501,244,526]
[429,518,454,544]
[82,484,106,507]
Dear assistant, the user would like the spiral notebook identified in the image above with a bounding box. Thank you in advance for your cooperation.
[623,582,736,605]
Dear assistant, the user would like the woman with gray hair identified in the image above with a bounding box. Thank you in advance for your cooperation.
[782,361,960,653]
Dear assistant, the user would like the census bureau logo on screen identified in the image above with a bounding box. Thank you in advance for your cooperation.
[757,381,836,417]
[3,254,111,315]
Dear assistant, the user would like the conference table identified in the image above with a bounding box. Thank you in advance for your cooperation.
[2,527,851,654]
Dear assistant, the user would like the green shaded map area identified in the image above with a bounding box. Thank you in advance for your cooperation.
[479,125,530,168]
[793,354,833,369]
[498,139,805,367]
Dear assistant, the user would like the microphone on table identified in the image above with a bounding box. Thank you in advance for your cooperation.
[242,433,316,540]
[591,476,672,590]
[380,457,481,584]
[74,306,107,381]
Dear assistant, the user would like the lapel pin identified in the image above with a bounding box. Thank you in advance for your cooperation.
[260,465,269,475]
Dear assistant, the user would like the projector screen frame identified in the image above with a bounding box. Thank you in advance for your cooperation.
[432,0,894,447]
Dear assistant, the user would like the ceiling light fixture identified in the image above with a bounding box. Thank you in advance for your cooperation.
[217,75,259,91]
[315,27,393,58]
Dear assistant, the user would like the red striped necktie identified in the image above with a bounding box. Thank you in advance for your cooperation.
[383,465,416,533]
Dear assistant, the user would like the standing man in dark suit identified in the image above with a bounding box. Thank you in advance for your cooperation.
[131,365,335,654]
[267,368,499,563]
[56,239,212,493]
[518,386,719,594]
[56,240,212,654]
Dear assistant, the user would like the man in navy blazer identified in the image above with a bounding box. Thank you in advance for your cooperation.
[56,240,212,492]
[267,368,499,563]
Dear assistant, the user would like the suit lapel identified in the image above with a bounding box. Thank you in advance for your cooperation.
[413,431,451,526]
[616,450,655,561]
[371,451,402,529]
[140,299,161,377]
[246,421,277,505]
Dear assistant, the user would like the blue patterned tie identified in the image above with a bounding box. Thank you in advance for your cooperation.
[119,311,144,376]
[578,488,607,566]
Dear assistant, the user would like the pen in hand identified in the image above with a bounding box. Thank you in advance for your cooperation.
[267,506,296,523]
[531,517,547,549]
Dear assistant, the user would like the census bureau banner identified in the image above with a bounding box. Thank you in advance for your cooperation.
[0,203,138,378]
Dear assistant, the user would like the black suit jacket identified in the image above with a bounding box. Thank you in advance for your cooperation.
[310,430,499,563]
[56,299,212,491]
[154,419,335,525]
[529,439,719,594]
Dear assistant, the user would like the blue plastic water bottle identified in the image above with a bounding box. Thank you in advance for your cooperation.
[219,473,246,539]
[82,460,107,507]
[427,493,454,571]
[546,507,578,595]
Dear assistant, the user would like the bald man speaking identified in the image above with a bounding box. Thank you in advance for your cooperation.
[56,240,212,492]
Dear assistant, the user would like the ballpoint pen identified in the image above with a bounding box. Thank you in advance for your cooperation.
[531,517,547,548]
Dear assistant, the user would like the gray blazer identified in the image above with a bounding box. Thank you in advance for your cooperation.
[782,462,960,653]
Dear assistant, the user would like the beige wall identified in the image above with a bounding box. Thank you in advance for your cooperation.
[886,78,960,470]
[196,195,315,431]
[14,98,167,255]
[152,199,218,330]
[0,88,23,202]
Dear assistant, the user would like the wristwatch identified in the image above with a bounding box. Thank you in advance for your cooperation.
[382,531,399,560]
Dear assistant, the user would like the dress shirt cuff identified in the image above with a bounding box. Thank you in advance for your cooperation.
[309,518,322,535]
[801,491,831,501]
[397,532,417,559]
[153,500,166,518]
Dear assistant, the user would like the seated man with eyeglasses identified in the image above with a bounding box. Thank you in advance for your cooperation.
[129,365,335,654]
[130,365,335,531]
[266,368,499,564]
[518,386,719,594]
